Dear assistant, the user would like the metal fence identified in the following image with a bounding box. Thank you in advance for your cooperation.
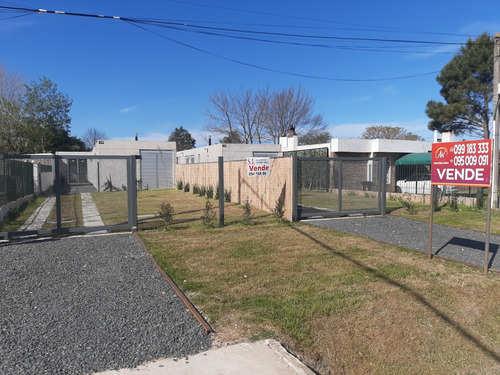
[295,156,387,219]
[0,154,138,239]
[0,158,34,206]
[394,163,477,197]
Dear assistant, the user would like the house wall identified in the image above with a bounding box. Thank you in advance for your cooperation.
[175,157,294,221]
[177,144,281,164]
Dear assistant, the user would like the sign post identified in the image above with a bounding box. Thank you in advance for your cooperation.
[430,139,493,274]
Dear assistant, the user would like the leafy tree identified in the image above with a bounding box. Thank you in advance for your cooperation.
[23,77,83,153]
[82,127,108,150]
[425,33,494,139]
[0,63,26,154]
[362,125,424,141]
[168,126,196,151]
[220,130,244,143]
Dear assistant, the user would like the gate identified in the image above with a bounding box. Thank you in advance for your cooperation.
[0,154,137,239]
[294,156,388,219]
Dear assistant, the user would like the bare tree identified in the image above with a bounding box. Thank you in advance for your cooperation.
[82,127,108,150]
[264,86,329,145]
[362,126,424,141]
[0,63,26,154]
[205,89,267,144]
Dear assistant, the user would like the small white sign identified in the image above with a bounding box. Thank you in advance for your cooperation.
[247,157,271,177]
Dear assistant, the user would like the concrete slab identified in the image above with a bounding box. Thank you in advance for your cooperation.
[18,196,55,231]
[93,339,314,375]
[81,192,106,232]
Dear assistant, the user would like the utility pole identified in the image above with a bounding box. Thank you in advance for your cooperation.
[492,33,500,208]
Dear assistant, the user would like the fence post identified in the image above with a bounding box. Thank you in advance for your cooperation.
[292,155,298,222]
[127,156,138,231]
[379,158,387,216]
[54,155,62,232]
[218,156,224,228]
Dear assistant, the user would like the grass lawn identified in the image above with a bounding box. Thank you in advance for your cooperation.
[43,193,83,229]
[139,189,500,375]
[91,191,128,226]
[0,196,48,231]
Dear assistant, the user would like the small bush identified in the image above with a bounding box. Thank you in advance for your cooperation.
[207,185,214,199]
[202,198,217,227]
[192,184,200,195]
[177,181,183,190]
[449,194,459,212]
[200,186,207,197]
[397,195,417,215]
[214,184,220,200]
[224,189,232,203]
[242,199,253,224]
[184,183,190,192]
[157,202,174,230]
[274,197,285,220]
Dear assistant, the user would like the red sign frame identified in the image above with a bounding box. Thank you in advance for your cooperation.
[431,139,492,187]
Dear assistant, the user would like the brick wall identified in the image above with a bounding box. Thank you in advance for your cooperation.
[175,158,294,221]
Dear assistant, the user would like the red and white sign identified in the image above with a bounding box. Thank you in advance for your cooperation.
[431,140,492,187]
[247,157,271,177]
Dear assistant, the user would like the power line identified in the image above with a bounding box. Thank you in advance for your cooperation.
[0,4,456,81]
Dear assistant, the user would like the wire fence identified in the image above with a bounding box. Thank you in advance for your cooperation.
[0,159,34,207]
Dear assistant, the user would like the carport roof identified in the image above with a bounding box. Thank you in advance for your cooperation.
[396,152,431,165]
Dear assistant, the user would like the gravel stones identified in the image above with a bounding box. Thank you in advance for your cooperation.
[0,233,212,375]
[305,216,500,271]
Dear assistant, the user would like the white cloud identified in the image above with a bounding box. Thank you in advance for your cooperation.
[120,105,139,114]
[329,118,434,141]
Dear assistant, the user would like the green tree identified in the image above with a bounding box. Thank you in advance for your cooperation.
[426,33,494,139]
[23,77,83,153]
[362,125,424,141]
[168,126,196,151]
[220,130,244,143]
[0,63,26,154]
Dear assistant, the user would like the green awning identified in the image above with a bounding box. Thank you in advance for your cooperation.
[396,153,431,165]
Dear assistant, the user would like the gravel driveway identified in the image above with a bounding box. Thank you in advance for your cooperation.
[304,216,500,271]
[0,233,212,375]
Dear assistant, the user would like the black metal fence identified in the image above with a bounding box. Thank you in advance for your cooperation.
[0,159,34,206]
[0,154,138,239]
[296,156,387,219]
[395,163,475,196]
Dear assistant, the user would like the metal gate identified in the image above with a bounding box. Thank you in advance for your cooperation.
[140,150,174,190]
[0,154,137,240]
[293,156,388,220]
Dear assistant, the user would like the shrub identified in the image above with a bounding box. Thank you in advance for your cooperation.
[242,199,253,224]
[224,188,232,203]
[207,185,214,199]
[200,186,207,197]
[157,202,174,230]
[397,195,417,215]
[202,198,217,227]
[214,184,220,200]
[184,183,190,192]
[177,181,183,190]
[274,197,285,220]
[192,184,200,195]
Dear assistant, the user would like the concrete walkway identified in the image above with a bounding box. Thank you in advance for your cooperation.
[18,193,105,232]
[18,196,56,231]
[94,339,315,375]
[81,193,105,228]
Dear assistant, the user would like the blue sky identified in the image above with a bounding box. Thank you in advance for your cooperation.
[1,0,500,147]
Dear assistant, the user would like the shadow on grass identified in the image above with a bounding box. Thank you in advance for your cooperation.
[291,225,500,363]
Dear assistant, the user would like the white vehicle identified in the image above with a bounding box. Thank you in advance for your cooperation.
[395,173,457,195]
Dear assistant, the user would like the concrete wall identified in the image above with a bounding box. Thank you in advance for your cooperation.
[176,158,294,221]
[177,144,281,164]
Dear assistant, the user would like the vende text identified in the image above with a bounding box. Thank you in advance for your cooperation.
[437,168,485,181]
